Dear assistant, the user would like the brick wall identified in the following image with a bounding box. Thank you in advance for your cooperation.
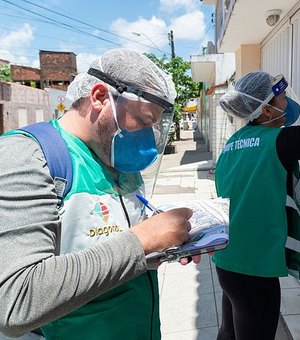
[11,65,40,81]
[40,51,77,83]
[10,51,77,90]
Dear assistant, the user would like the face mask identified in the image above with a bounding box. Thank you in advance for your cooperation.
[108,89,158,173]
[111,128,158,173]
[284,97,300,126]
[261,97,300,126]
[87,67,174,173]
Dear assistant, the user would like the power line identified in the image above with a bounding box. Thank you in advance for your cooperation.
[0,21,108,51]
[132,32,170,56]
[0,12,82,32]
[18,0,167,54]
[21,0,128,41]
[2,0,169,56]
[0,0,203,61]
[1,0,121,46]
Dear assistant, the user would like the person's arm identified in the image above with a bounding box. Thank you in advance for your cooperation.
[276,126,300,169]
[0,135,192,337]
[0,135,147,337]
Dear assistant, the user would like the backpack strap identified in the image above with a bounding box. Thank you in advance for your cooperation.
[18,122,73,206]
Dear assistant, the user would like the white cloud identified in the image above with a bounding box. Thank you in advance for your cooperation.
[76,52,99,73]
[0,23,34,65]
[159,0,198,13]
[109,4,208,60]
[0,23,33,48]
[110,16,169,56]
[168,11,206,41]
[31,58,40,68]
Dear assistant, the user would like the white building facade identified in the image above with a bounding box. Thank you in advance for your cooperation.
[192,0,300,163]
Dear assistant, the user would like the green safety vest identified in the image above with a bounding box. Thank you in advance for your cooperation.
[212,124,288,277]
[39,120,160,340]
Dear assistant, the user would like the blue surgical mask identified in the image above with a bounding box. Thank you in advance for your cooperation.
[260,96,300,126]
[111,128,157,173]
[284,97,300,126]
[108,89,158,173]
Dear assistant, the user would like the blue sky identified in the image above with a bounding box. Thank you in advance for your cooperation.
[0,0,214,72]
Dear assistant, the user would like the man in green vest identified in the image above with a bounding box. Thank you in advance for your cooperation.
[212,71,300,340]
[0,48,199,340]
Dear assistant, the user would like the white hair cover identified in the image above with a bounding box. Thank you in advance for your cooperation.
[67,48,176,105]
[220,71,274,122]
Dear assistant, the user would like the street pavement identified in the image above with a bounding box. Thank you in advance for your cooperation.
[151,128,300,340]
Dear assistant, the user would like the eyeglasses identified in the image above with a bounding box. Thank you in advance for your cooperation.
[87,68,174,113]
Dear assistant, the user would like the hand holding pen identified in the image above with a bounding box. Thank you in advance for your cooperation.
[130,205,192,254]
[135,194,201,265]
[136,194,163,215]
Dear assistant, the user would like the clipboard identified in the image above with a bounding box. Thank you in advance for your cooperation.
[146,198,229,265]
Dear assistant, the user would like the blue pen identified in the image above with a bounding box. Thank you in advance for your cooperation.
[136,194,163,215]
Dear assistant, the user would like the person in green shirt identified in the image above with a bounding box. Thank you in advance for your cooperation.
[212,71,300,340]
[0,48,200,340]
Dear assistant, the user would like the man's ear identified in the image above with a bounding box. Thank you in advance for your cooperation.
[261,105,273,119]
[90,83,109,111]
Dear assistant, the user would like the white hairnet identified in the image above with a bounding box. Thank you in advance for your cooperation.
[67,48,176,104]
[220,71,274,122]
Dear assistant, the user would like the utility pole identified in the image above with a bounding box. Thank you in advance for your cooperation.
[168,30,175,59]
[168,30,179,139]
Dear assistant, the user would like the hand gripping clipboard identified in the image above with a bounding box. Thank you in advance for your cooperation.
[146,198,230,265]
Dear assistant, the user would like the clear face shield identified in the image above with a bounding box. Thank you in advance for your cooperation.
[87,68,174,175]
[110,90,173,150]
[260,75,300,126]
[240,74,300,126]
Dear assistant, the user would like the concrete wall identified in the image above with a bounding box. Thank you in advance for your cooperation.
[46,88,72,118]
[0,59,9,65]
[209,88,236,164]
[235,44,261,78]
[0,82,51,133]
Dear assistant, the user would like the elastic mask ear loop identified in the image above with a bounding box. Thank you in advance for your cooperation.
[98,56,122,136]
[236,91,274,122]
[108,89,122,135]
[108,89,123,168]
[98,58,122,168]
[260,105,285,125]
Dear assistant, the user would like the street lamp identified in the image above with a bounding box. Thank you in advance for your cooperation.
[131,31,168,55]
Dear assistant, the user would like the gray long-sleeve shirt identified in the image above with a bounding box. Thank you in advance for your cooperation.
[0,135,147,337]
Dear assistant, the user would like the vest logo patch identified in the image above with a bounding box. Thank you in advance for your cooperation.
[89,201,123,237]
[93,201,109,222]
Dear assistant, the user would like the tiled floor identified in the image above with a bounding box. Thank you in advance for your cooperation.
[158,256,220,340]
